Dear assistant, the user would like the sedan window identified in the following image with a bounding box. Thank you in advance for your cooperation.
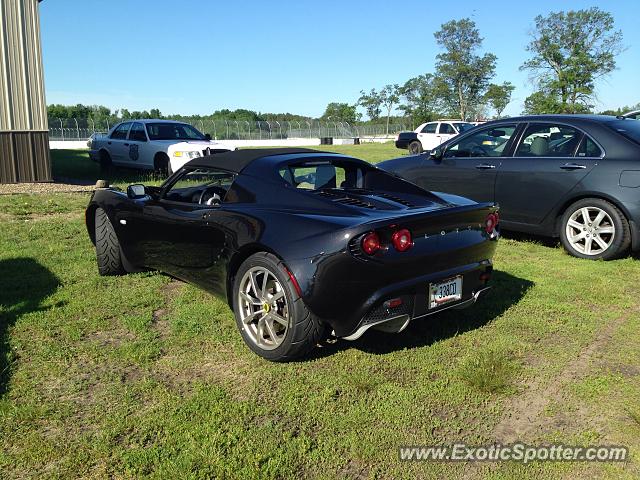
[444,125,516,158]
[576,137,603,157]
[110,123,131,140]
[129,122,147,142]
[146,122,206,141]
[164,168,236,205]
[438,123,456,135]
[421,123,438,134]
[515,124,582,157]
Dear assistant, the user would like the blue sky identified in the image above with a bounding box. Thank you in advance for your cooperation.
[40,0,640,118]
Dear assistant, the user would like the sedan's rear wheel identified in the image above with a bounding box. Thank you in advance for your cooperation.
[560,198,630,260]
[408,140,423,155]
[232,252,326,361]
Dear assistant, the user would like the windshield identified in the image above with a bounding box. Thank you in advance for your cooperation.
[145,122,206,141]
[454,122,475,133]
[607,119,640,145]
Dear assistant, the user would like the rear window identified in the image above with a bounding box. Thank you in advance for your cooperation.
[280,163,359,190]
[608,120,640,145]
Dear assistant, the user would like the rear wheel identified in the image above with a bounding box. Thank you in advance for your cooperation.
[232,252,326,361]
[408,140,423,155]
[95,208,125,275]
[560,198,630,260]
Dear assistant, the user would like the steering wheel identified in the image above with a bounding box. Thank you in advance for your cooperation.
[198,186,227,206]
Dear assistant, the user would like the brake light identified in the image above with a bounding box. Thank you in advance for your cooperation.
[391,228,413,252]
[361,232,381,255]
[485,213,499,234]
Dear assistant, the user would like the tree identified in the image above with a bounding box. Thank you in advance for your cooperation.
[380,84,400,135]
[433,18,497,121]
[397,74,441,126]
[521,7,623,114]
[484,82,515,117]
[321,102,358,123]
[358,88,383,121]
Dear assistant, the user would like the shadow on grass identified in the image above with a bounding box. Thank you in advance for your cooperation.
[51,149,167,186]
[0,258,60,395]
[312,270,534,358]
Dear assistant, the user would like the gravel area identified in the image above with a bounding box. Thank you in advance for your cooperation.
[0,180,98,195]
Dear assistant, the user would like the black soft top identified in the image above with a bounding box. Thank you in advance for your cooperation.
[186,148,324,173]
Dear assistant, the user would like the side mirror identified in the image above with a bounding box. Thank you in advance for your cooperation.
[127,184,146,199]
[204,133,212,141]
[430,148,443,159]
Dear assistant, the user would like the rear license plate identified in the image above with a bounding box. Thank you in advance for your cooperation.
[429,276,463,309]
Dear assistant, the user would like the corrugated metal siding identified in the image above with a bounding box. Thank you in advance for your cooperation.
[0,131,51,182]
[0,0,50,182]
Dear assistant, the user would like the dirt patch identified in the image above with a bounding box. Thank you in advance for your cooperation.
[151,280,183,339]
[492,312,631,443]
[153,350,255,400]
[85,328,136,348]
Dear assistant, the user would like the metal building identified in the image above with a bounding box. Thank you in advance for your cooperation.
[0,0,50,183]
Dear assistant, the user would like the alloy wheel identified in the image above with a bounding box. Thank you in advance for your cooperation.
[565,206,616,256]
[237,266,289,350]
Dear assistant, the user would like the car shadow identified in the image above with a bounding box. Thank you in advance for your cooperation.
[309,270,534,359]
[0,258,60,395]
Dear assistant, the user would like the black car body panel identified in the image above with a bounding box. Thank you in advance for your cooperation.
[395,131,419,149]
[380,115,640,251]
[87,149,498,338]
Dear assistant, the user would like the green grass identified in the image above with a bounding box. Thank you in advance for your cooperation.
[1,144,639,478]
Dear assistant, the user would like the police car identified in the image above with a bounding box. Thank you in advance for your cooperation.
[88,119,234,174]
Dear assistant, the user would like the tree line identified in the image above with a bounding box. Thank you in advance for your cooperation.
[48,7,632,131]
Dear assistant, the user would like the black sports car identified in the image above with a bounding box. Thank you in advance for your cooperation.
[379,115,640,260]
[86,148,499,361]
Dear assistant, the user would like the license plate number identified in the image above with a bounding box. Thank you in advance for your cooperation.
[429,276,463,308]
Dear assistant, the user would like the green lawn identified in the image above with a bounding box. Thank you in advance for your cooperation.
[1,145,639,478]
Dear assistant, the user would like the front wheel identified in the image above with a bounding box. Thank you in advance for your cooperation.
[560,198,630,260]
[154,153,170,176]
[408,140,423,155]
[95,208,125,275]
[232,252,326,361]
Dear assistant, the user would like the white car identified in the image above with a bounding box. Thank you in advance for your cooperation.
[88,119,234,174]
[396,120,475,154]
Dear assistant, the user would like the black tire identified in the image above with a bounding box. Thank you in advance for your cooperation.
[95,208,125,275]
[560,198,630,260]
[232,252,326,361]
[154,153,170,176]
[408,140,423,155]
[99,150,112,171]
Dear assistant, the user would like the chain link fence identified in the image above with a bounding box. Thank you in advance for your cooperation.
[47,117,409,141]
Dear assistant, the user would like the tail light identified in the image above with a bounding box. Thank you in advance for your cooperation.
[485,212,499,234]
[391,228,413,252]
[361,232,381,255]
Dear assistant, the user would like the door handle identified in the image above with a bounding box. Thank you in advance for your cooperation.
[124,143,129,146]
[475,163,496,170]
[560,163,586,170]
